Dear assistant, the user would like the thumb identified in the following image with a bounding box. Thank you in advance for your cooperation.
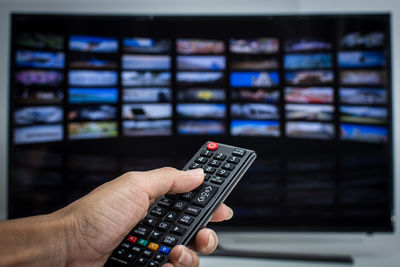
[123,167,204,200]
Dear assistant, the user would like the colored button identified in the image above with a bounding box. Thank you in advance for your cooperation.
[159,246,171,255]
[148,242,160,251]
[137,239,149,246]
[207,142,218,151]
[126,235,138,244]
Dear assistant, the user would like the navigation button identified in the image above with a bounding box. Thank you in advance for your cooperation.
[192,185,218,207]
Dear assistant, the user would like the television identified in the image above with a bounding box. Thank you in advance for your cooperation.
[8,14,393,234]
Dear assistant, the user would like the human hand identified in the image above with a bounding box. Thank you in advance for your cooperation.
[57,167,233,267]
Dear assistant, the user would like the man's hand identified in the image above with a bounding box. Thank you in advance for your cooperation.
[57,167,233,267]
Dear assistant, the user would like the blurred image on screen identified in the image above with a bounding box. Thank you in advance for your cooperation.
[340,123,388,143]
[285,104,334,121]
[339,88,386,105]
[15,106,63,125]
[338,51,385,68]
[68,105,117,121]
[68,122,118,139]
[284,53,332,69]
[122,71,171,86]
[177,56,225,70]
[176,39,225,54]
[231,103,279,120]
[16,32,64,50]
[177,104,226,119]
[15,88,64,104]
[285,70,334,85]
[177,88,225,102]
[230,38,279,54]
[285,38,332,52]
[177,72,224,86]
[340,70,385,86]
[230,71,279,87]
[69,70,118,87]
[122,104,172,120]
[68,88,118,104]
[340,106,387,124]
[230,57,279,70]
[123,88,171,102]
[286,121,334,139]
[285,87,334,103]
[69,35,118,53]
[124,38,171,53]
[122,55,171,70]
[123,120,172,136]
[69,54,117,69]
[340,32,384,49]
[16,50,65,69]
[16,70,63,86]
[14,124,63,144]
[231,120,280,136]
[231,88,279,103]
[177,120,225,135]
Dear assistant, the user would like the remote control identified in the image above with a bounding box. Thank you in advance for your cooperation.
[105,141,257,267]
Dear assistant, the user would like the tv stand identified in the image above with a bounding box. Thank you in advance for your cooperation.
[208,245,354,264]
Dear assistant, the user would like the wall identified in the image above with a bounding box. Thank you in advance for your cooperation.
[0,0,398,243]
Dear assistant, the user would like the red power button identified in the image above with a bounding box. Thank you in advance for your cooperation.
[206,142,218,151]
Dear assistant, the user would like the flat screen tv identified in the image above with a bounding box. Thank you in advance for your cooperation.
[8,14,393,233]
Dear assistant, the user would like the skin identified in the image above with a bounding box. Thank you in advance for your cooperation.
[0,167,233,267]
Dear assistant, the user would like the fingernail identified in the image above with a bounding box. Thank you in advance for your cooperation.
[227,207,234,220]
[178,247,193,266]
[205,233,216,252]
[185,168,204,178]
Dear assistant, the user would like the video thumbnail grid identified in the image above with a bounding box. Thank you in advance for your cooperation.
[12,33,389,144]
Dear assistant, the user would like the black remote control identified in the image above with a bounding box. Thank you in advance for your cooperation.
[105,141,257,267]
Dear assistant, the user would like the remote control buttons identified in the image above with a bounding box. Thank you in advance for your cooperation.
[150,207,166,217]
[227,156,240,164]
[203,165,216,174]
[164,211,177,222]
[157,222,170,231]
[162,235,178,246]
[137,239,149,247]
[126,235,138,244]
[133,226,149,237]
[209,159,222,167]
[189,162,202,169]
[192,185,218,207]
[170,225,187,235]
[210,176,225,185]
[178,215,195,225]
[149,231,162,241]
[216,169,230,177]
[185,206,201,216]
[214,152,227,160]
[159,246,171,255]
[172,201,187,211]
[195,156,208,164]
[200,150,213,157]
[222,162,235,170]
[233,148,246,157]
[207,142,219,151]
[144,217,158,227]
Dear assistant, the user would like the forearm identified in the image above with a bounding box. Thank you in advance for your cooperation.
[0,212,68,267]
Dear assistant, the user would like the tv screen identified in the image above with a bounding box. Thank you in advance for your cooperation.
[8,14,393,232]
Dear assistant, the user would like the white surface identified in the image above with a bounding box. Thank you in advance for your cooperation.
[0,0,399,265]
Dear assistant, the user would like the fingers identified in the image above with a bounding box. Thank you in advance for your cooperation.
[124,167,204,200]
[193,228,218,254]
[165,245,200,267]
[209,203,234,222]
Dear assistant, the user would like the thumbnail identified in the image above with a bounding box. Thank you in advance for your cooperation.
[14,106,63,125]
[123,38,171,53]
[176,56,225,70]
[284,53,332,69]
[68,105,117,121]
[285,104,334,121]
[16,33,64,50]
[177,120,225,135]
[69,70,118,87]
[284,87,333,104]
[122,55,171,70]
[122,104,172,120]
[69,54,117,69]
[123,120,172,136]
[340,70,385,86]
[286,121,334,140]
[177,88,225,102]
[69,35,118,53]
[68,122,118,140]
[16,50,65,69]
[123,88,172,102]
[229,38,279,54]
[285,38,332,52]
[176,39,225,54]
[16,70,63,87]
[230,58,279,70]
[339,88,386,105]
[231,88,279,103]
[14,124,63,144]
[176,104,226,119]
[340,106,387,124]
[176,72,224,87]
[231,120,280,136]
[230,71,279,87]
[338,51,385,68]
[15,88,64,104]
[68,88,118,104]
[231,104,279,120]
[285,70,334,85]
[122,71,171,87]
[340,123,388,143]
[340,32,384,49]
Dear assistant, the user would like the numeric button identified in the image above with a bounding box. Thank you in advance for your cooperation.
[195,156,208,164]
[222,162,235,170]
[227,156,240,164]
[216,169,230,177]
[214,153,227,160]
[189,162,202,169]
[203,165,216,174]
[209,159,222,167]
[200,150,213,157]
